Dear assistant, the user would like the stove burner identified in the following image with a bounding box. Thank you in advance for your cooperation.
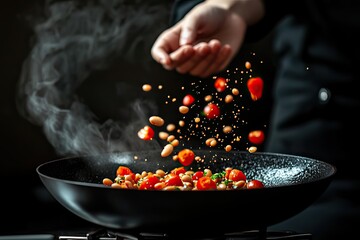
[58,228,312,240]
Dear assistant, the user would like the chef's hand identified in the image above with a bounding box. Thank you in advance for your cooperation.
[151,0,264,78]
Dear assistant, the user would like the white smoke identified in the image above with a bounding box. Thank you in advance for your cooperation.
[16,0,170,156]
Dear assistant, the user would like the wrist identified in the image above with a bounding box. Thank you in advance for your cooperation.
[205,0,265,26]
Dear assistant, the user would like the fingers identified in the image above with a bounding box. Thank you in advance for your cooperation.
[169,40,232,78]
[150,25,183,69]
[187,39,222,78]
[199,44,232,78]
[172,42,211,75]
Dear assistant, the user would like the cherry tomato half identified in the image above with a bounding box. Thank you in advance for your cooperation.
[247,77,264,101]
[228,169,246,182]
[137,125,155,140]
[247,179,264,189]
[116,166,133,176]
[214,77,227,92]
[165,175,183,186]
[139,175,160,190]
[248,130,265,145]
[203,103,221,119]
[177,149,195,166]
[171,167,186,175]
[196,176,217,190]
[182,94,195,106]
[192,171,204,180]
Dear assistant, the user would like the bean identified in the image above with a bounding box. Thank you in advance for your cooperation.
[179,106,189,114]
[181,174,192,183]
[125,180,134,189]
[102,178,113,186]
[124,175,133,182]
[204,95,212,102]
[161,144,174,157]
[225,145,232,152]
[217,183,227,190]
[235,180,246,188]
[232,88,239,95]
[142,84,152,92]
[223,126,232,134]
[179,120,185,127]
[166,123,176,132]
[248,146,257,153]
[245,61,251,69]
[155,169,166,177]
[225,94,233,103]
[149,116,164,127]
[205,137,216,146]
[159,131,169,140]
[167,135,175,142]
[210,139,217,147]
[111,183,122,189]
[171,139,179,147]
[203,169,212,177]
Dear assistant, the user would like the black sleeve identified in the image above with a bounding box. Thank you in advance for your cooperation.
[169,0,204,25]
[244,0,291,43]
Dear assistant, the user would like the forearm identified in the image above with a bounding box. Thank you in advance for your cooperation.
[205,0,265,26]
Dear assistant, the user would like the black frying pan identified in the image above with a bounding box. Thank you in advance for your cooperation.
[36,150,336,236]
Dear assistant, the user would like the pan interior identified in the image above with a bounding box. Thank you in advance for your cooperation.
[37,150,336,188]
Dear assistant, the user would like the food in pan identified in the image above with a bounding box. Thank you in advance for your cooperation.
[102,165,264,191]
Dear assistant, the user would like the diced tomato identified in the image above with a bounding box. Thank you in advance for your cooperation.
[196,176,217,190]
[228,169,246,182]
[225,168,232,179]
[138,175,160,190]
[116,166,132,176]
[171,167,186,175]
[214,77,227,92]
[177,149,195,166]
[203,103,221,119]
[247,77,263,101]
[165,175,183,186]
[182,94,195,106]
[248,130,265,145]
[247,179,264,189]
[192,171,204,180]
[137,125,155,140]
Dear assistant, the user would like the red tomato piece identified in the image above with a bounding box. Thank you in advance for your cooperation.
[248,130,265,145]
[165,175,183,186]
[171,167,186,175]
[196,176,217,190]
[177,149,195,166]
[247,179,264,189]
[247,77,264,101]
[116,166,133,176]
[203,103,221,119]
[192,171,204,180]
[225,168,232,179]
[139,175,160,190]
[137,125,155,140]
[214,77,227,92]
[228,169,246,182]
[182,94,195,106]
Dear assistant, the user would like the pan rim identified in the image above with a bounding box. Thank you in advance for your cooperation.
[36,150,337,191]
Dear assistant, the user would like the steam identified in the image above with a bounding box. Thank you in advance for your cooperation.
[16,0,169,156]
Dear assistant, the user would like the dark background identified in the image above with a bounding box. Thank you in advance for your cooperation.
[0,0,275,235]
